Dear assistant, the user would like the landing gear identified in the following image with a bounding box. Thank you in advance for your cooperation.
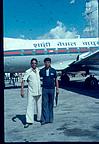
[60,73,70,86]
[84,75,98,88]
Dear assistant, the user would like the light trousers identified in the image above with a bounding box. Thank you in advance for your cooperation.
[26,94,42,123]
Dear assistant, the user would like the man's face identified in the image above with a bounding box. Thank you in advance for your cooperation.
[31,60,37,69]
[44,61,51,69]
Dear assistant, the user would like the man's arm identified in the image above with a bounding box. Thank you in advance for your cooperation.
[21,70,29,97]
[56,78,59,94]
[55,70,59,94]
[21,80,25,97]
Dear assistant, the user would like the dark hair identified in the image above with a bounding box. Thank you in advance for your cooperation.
[31,58,38,64]
[44,57,51,63]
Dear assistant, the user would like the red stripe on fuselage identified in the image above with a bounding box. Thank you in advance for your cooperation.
[79,48,89,52]
[69,48,78,52]
[24,50,32,54]
[36,50,44,53]
[58,49,66,52]
[4,51,20,55]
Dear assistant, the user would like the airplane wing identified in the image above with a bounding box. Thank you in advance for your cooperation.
[39,50,99,75]
[72,50,99,66]
[64,50,99,76]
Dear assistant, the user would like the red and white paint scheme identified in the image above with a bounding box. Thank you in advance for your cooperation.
[4,37,99,73]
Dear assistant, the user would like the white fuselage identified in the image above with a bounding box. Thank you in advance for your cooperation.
[4,54,77,73]
[4,37,99,73]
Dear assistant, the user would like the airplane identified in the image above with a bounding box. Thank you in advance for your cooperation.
[4,37,99,88]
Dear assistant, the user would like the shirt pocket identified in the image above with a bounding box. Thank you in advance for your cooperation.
[50,73,55,78]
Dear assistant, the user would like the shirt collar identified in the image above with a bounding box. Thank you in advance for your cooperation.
[45,66,51,70]
[31,67,38,72]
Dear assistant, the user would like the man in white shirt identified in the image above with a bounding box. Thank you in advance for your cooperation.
[21,58,41,128]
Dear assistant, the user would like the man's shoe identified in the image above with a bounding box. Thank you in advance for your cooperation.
[41,122,48,125]
[49,121,53,123]
[41,122,46,125]
[36,119,41,122]
[24,123,32,128]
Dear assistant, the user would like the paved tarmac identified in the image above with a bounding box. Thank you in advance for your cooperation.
[4,78,99,142]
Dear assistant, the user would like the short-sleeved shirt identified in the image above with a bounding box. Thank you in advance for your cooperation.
[40,67,57,89]
[22,68,41,96]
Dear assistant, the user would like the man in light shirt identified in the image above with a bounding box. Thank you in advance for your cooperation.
[21,58,41,128]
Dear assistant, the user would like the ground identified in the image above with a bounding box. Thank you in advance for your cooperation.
[4,77,99,142]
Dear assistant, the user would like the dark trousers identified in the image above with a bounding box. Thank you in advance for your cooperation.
[41,88,55,123]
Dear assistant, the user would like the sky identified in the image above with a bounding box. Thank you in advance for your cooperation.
[3,0,98,40]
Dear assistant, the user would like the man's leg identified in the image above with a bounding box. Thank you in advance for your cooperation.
[49,89,55,123]
[26,95,34,124]
[41,88,49,124]
[35,95,42,121]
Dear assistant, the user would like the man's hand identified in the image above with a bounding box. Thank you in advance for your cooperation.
[56,88,59,95]
[21,90,24,98]
[55,88,59,106]
[21,80,24,98]
[56,79,59,95]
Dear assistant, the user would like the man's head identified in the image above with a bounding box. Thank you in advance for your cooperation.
[31,58,38,69]
[44,57,51,69]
